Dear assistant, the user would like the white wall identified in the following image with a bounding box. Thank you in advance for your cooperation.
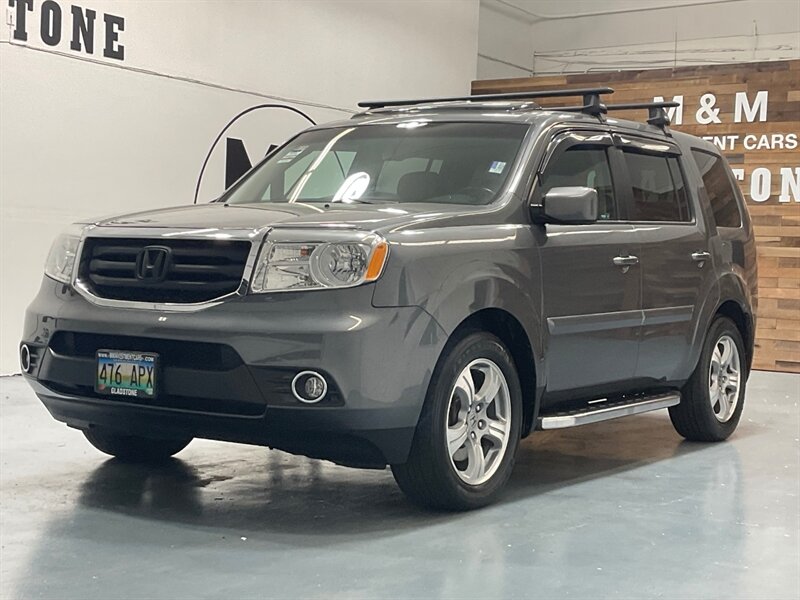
[0,0,479,373]
[478,3,533,79]
[478,0,800,78]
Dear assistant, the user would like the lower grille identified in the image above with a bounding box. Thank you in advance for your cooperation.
[39,332,343,414]
[42,332,265,417]
[79,237,251,303]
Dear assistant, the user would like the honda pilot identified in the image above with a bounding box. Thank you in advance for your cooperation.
[21,88,757,509]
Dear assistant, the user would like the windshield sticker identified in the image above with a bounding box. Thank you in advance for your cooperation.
[489,161,506,174]
[277,145,308,163]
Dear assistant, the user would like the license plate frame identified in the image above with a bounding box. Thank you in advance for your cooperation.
[95,349,159,400]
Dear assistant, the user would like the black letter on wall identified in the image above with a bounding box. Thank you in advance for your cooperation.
[40,0,62,46]
[225,140,278,189]
[225,139,253,189]
[103,13,125,60]
[8,0,33,41]
[70,5,96,53]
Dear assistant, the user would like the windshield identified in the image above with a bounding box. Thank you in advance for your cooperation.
[224,122,528,206]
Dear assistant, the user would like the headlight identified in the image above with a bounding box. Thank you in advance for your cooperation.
[44,224,85,284]
[250,237,389,293]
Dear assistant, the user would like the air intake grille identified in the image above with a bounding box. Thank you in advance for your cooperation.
[79,238,251,303]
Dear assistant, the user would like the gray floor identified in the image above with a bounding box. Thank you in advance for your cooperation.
[1,372,798,600]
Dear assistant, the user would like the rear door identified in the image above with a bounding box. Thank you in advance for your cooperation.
[537,131,641,394]
[613,133,716,383]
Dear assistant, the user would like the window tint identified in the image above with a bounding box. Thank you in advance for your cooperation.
[623,151,691,222]
[691,149,742,228]
[540,147,617,220]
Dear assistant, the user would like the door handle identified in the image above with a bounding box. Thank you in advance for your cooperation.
[613,255,639,273]
[613,255,640,267]
[691,251,711,266]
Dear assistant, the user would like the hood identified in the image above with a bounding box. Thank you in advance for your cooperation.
[92,202,464,233]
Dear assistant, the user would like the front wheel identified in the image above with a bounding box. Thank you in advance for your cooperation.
[84,428,192,462]
[392,332,522,510]
[669,316,747,442]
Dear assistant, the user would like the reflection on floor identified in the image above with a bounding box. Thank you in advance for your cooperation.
[1,372,798,599]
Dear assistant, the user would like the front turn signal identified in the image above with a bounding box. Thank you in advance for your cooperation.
[365,242,389,281]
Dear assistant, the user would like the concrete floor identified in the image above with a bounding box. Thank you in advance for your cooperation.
[1,372,798,600]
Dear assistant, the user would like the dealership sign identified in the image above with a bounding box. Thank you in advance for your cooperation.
[7,0,125,60]
[653,90,798,204]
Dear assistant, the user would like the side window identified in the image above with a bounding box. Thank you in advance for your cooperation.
[622,151,691,222]
[691,149,742,228]
[540,146,617,220]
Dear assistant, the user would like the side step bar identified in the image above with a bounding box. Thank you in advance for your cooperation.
[537,392,681,430]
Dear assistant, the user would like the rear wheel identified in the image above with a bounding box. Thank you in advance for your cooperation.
[669,316,746,442]
[83,428,192,462]
[392,332,522,510]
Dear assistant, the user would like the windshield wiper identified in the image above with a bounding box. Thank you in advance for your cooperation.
[327,197,398,205]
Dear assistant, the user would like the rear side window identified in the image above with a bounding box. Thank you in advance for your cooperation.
[691,149,742,228]
[540,147,617,220]
[623,151,691,222]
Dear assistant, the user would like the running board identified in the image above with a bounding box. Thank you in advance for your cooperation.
[537,392,681,430]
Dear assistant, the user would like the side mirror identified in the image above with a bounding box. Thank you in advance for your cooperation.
[537,186,599,225]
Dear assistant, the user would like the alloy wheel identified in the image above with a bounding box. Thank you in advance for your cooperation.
[708,334,741,423]
[446,358,511,486]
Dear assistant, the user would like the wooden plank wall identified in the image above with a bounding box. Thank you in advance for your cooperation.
[473,60,800,373]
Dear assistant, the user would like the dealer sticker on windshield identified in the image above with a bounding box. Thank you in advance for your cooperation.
[277,145,308,163]
[489,161,506,174]
[95,350,158,399]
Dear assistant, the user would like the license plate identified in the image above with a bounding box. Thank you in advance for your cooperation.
[95,350,158,399]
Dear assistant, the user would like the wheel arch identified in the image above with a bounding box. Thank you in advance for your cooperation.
[715,299,754,374]
[447,308,540,437]
[714,269,755,374]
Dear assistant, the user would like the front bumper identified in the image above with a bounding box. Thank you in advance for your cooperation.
[21,277,447,466]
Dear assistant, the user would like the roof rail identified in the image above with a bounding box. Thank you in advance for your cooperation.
[357,87,614,112]
[605,101,680,128]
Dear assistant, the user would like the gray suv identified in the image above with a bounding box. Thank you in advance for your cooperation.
[21,88,757,510]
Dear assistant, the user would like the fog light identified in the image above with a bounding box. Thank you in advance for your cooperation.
[20,344,31,373]
[291,371,328,404]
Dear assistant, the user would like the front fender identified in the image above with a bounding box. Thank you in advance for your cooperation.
[372,223,544,378]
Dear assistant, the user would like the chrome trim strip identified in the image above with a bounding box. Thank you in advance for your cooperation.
[70,226,268,312]
[538,392,681,429]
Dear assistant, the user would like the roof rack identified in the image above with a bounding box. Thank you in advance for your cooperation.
[605,101,680,128]
[358,87,615,116]
[357,90,680,128]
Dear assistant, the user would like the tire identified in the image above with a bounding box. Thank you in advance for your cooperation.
[391,332,523,510]
[669,316,747,442]
[83,428,192,462]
